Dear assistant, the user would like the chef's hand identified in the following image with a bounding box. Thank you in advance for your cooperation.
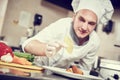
[45,40,67,57]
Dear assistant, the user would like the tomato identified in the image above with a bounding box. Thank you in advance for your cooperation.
[0,42,14,61]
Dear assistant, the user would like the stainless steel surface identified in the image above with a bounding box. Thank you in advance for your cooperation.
[99,59,120,80]
[0,65,72,80]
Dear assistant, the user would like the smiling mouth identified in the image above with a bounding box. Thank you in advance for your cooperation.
[80,30,87,34]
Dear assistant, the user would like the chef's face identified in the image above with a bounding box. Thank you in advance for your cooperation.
[73,9,97,39]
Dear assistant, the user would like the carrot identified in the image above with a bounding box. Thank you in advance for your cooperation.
[72,65,84,75]
[12,55,32,65]
[12,56,25,65]
[20,57,32,65]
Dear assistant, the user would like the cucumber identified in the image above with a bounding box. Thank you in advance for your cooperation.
[13,52,34,62]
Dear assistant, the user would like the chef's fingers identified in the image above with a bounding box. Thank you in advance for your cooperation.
[47,44,56,51]
[45,51,53,57]
[47,41,60,48]
[55,40,68,48]
[46,44,56,57]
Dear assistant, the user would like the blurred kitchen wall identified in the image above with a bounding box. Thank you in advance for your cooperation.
[1,0,73,46]
[97,9,120,60]
[1,0,120,60]
[0,0,8,35]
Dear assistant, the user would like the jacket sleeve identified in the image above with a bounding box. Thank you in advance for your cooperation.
[22,18,68,52]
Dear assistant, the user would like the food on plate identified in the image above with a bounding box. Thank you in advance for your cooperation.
[72,65,84,75]
[66,68,73,73]
[66,65,84,75]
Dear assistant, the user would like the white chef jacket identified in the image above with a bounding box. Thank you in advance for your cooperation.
[22,18,100,71]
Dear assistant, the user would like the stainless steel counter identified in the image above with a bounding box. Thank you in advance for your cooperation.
[0,65,74,80]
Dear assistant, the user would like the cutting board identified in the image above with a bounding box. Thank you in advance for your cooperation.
[0,60,43,71]
[0,65,42,73]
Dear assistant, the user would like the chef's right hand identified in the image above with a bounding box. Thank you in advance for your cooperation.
[45,40,67,57]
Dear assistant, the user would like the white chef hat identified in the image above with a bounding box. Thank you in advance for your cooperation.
[71,0,114,25]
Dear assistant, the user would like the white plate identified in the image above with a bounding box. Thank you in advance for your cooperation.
[43,66,102,80]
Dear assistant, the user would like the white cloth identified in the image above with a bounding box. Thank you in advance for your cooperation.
[71,0,114,25]
[22,18,100,70]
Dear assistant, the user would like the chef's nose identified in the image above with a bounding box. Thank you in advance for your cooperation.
[81,22,88,30]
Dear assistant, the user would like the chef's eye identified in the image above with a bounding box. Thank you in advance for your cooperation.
[88,22,96,26]
[79,17,85,22]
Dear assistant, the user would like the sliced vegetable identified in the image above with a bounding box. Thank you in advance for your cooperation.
[13,52,34,62]
[12,55,32,65]
[1,53,13,62]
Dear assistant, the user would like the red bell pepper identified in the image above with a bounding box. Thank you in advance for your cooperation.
[0,42,14,62]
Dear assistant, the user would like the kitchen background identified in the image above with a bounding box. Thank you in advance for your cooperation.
[0,0,120,61]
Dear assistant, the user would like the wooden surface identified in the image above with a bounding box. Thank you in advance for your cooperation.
[0,60,43,71]
[0,65,42,73]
